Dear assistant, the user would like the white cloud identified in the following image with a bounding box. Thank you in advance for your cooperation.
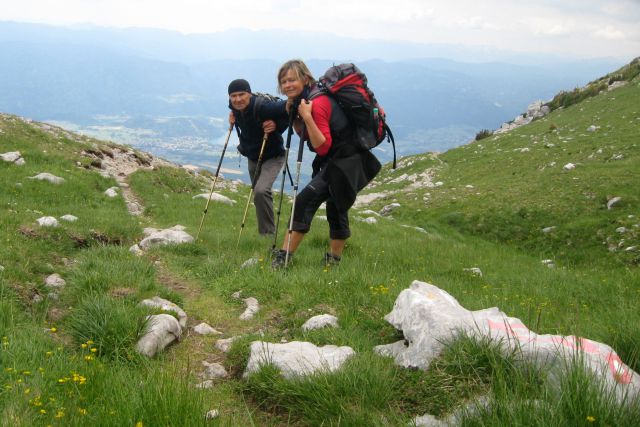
[0,0,638,59]
[594,26,626,41]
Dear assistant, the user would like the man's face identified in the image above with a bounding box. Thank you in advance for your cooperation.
[230,91,251,111]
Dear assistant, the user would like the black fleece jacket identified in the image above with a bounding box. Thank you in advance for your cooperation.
[231,95,288,161]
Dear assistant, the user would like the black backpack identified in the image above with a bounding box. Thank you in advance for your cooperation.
[313,63,396,168]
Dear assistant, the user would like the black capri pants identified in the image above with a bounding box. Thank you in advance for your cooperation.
[290,169,351,240]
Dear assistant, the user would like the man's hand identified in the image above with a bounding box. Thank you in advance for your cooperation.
[262,120,276,134]
[228,111,235,125]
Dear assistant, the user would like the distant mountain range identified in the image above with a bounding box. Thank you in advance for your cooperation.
[0,21,629,171]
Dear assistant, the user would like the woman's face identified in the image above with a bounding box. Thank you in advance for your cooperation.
[279,69,306,100]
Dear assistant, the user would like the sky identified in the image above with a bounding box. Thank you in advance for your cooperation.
[1,0,639,60]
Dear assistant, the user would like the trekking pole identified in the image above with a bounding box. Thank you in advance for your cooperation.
[236,133,269,248]
[271,103,298,254]
[284,121,306,267]
[195,123,234,241]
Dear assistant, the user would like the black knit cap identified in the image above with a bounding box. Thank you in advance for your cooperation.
[228,79,251,95]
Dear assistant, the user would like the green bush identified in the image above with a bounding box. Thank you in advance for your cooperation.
[65,293,148,363]
[475,129,493,141]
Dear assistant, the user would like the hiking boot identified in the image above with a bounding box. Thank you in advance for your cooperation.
[323,252,341,267]
[271,249,293,270]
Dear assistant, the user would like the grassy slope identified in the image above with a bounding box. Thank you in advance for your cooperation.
[366,74,640,268]
[0,73,638,425]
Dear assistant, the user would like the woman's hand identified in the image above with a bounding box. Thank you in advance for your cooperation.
[298,99,313,121]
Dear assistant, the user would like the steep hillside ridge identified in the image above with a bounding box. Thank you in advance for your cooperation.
[361,64,640,267]
[2,67,639,425]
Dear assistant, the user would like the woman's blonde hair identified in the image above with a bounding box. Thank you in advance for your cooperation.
[277,59,316,94]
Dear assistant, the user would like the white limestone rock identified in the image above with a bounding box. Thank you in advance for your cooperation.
[192,192,236,205]
[375,281,640,403]
[563,163,576,171]
[200,361,229,380]
[44,273,66,289]
[139,228,195,250]
[379,203,401,216]
[139,296,187,330]
[607,197,622,210]
[360,216,378,224]
[29,173,65,184]
[215,337,240,353]
[240,297,260,320]
[129,244,144,256]
[1,151,22,162]
[205,409,220,420]
[36,216,59,227]
[463,267,483,277]
[193,323,223,336]
[541,259,556,268]
[240,258,259,269]
[302,314,339,331]
[244,341,355,379]
[60,214,78,222]
[104,187,119,198]
[136,314,182,358]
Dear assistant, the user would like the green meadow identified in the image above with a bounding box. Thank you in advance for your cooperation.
[0,62,638,426]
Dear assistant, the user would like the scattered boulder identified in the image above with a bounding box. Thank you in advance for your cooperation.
[36,216,59,227]
[240,258,259,269]
[359,216,378,224]
[244,341,355,379]
[240,297,260,320]
[193,323,223,336]
[586,125,599,132]
[542,226,556,233]
[401,225,427,234]
[29,173,65,184]
[215,337,239,353]
[541,259,556,268]
[192,192,236,205]
[379,203,401,216]
[60,214,78,222]
[463,267,483,277]
[139,296,187,330]
[607,197,622,210]
[1,151,23,164]
[205,409,220,420]
[139,227,195,250]
[563,163,576,171]
[302,314,339,331]
[104,187,119,198]
[136,314,182,358]
[44,273,66,289]
[200,361,229,380]
[129,244,144,256]
[375,281,640,403]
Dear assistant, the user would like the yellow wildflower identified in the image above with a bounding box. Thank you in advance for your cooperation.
[78,408,88,415]
[586,416,596,423]
[50,327,57,333]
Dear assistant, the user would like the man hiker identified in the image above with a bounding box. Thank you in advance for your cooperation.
[228,79,288,236]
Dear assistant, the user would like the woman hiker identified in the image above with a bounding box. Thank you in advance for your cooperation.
[271,59,381,269]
